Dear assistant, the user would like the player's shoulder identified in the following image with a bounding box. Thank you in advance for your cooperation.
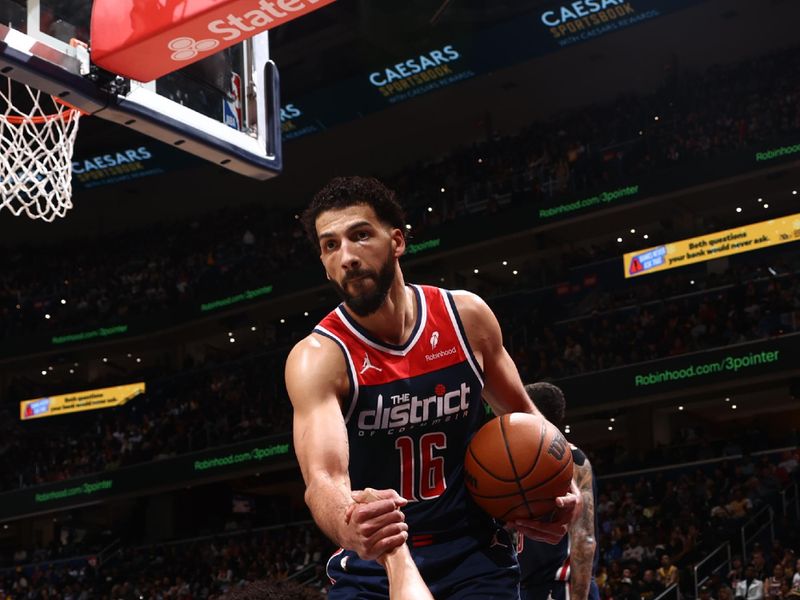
[285,332,351,411]
[447,288,494,321]
[285,332,348,386]
[287,330,344,362]
[448,287,483,302]
[445,288,502,347]
[569,443,591,467]
[569,443,594,492]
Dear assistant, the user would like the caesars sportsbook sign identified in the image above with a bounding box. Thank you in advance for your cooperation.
[90,0,336,82]
[280,0,704,140]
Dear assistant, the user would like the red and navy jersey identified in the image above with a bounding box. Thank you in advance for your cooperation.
[314,284,488,534]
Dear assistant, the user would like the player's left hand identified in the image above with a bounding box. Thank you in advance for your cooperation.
[513,479,582,544]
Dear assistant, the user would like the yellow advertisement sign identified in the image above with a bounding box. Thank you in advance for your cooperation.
[624,213,800,278]
[20,382,145,420]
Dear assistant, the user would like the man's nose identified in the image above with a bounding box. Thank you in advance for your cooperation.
[340,240,361,270]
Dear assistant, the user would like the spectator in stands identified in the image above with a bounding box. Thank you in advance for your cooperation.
[789,559,800,597]
[753,549,769,580]
[726,489,752,521]
[720,586,736,600]
[622,534,645,564]
[779,550,796,573]
[641,535,660,569]
[729,557,746,589]
[667,526,691,565]
[617,576,639,600]
[595,564,608,591]
[637,568,664,600]
[764,564,786,599]
[772,541,788,570]
[657,554,679,587]
[701,584,717,600]
[736,564,765,600]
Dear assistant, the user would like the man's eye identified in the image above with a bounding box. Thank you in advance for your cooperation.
[357,231,369,240]
[324,241,336,251]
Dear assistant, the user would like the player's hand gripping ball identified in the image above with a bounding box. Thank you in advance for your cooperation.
[464,413,573,521]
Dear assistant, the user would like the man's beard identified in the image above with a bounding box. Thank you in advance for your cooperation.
[330,249,396,317]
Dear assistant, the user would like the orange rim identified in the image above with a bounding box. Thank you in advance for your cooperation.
[1,96,85,125]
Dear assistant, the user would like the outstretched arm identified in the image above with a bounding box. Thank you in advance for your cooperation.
[286,335,408,560]
[569,457,597,600]
[453,291,580,543]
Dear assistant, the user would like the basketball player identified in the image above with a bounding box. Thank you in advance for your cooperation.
[285,176,580,599]
[518,383,598,600]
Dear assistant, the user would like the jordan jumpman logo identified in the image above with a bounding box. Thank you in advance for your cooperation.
[360,352,383,375]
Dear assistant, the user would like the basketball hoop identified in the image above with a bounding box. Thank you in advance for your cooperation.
[0,76,84,222]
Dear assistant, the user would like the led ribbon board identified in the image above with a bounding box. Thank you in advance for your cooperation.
[20,382,146,420]
[624,213,800,278]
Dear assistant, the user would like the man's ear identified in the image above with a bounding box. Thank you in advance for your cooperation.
[391,227,406,258]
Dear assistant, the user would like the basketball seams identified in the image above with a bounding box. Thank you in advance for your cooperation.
[468,457,572,499]
[500,414,534,519]
[499,501,536,521]
[520,451,573,495]
[517,415,548,480]
[467,445,518,483]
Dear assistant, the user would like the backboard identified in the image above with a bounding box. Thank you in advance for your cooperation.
[0,0,281,179]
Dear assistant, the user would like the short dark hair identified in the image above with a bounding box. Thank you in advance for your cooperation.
[524,382,566,429]
[302,176,406,247]
[219,579,324,600]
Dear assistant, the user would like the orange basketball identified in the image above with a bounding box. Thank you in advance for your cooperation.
[464,413,573,521]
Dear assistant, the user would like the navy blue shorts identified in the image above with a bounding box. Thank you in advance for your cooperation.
[520,580,567,600]
[326,527,519,599]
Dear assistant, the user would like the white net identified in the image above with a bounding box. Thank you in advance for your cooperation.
[0,77,82,222]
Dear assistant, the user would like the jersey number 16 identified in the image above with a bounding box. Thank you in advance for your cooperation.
[395,432,447,501]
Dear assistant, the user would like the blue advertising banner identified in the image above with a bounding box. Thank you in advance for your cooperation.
[281,0,709,140]
[71,142,199,190]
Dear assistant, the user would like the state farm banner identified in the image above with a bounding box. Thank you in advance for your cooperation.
[91,0,336,81]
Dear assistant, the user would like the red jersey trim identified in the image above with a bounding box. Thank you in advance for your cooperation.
[555,538,571,581]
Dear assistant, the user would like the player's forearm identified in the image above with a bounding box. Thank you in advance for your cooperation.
[569,533,596,600]
[570,460,595,600]
[381,545,434,600]
[305,476,353,547]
